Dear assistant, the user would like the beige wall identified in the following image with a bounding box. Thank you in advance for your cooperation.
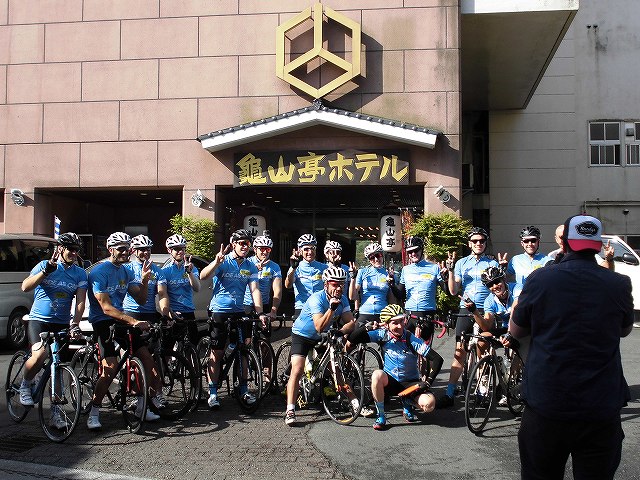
[0,0,461,233]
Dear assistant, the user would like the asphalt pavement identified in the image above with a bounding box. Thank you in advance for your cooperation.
[1,328,639,480]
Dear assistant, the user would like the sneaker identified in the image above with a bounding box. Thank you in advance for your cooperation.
[634,322,640,328]
[284,409,296,426]
[87,414,102,430]
[242,392,256,405]
[372,416,387,431]
[207,393,220,409]
[350,398,360,414]
[403,407,418,423]
[152,393,167,410]
[498,395,508,406]
[19,384,34,406]
[436,394,454,409]
[135,401,160,421]
[49,406,69,430]
[360,406,376,418]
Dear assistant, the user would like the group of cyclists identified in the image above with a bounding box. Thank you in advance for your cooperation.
[13,221,615,435]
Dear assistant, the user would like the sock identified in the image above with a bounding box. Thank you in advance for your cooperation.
[401,398,412,413]
[20,378,30,388]
[90,405,100,417]
[208,382,217,396]
[286,403,295,412]
[375,401,385,417]
[446,383,456,397]
[239,384,248,395]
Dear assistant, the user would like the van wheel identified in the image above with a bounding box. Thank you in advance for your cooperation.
[7,310,27,349]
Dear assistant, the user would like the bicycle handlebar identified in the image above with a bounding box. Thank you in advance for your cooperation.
[406,313,450,339]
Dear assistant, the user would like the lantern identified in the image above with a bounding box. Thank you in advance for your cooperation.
[380,215,402,252]
[243,215,266,239]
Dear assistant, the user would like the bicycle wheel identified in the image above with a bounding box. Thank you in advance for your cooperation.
[506,351,525,416]
[38,364,81,443]
[151,352,197,420]
[349,345,382,407]
[181,342,203,411]
[70,346,99,414]
[254,338,276,397]
[232,348,262,414]
[274,341,292,395]
[321,352,364,425]
[120,356,147,433]
[196,336,212,403]
[464,355,497,435]
[5,350,30,423]
[460,344,478,395]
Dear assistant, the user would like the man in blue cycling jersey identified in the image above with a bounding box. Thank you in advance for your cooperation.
[242,234,282,321]
[348,304,442,430]
[19,233,87,429]
[200,229,268,409]
[161,234,201,343]
[87,232,160,430]
[324,240,350,292]
[437,227,500,409]
[284,234,327,320]
[285,266,356,426]
[506,226,549,299]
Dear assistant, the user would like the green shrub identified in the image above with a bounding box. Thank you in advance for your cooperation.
[168,214,218,260]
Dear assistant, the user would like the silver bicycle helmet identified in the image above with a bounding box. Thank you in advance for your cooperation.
[253,235,273,249]
[165,234,187,249]
[363,242,384,259]
[322,266,347,283]
[131,234,154,249]
[297,234,317,248]
[323,240,342,255]
[106,232,131,247]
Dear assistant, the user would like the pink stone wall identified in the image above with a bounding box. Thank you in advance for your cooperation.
[0,1,460,232]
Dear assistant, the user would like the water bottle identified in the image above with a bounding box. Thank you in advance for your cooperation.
[225,341,236,359]
[304,352,313,378]
[502,356,510,380]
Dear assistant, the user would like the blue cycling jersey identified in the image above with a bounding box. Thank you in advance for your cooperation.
[292,260,327,310]
[507,252,550,298]
[367,329,430,382]
[161,262,199,313]
[291,290,350,341]
[400,259,442,311]
[483,287,515,330]
[209,253,258,313]
[88,261,140,324]
[242,257,282,307]
[123,260,166,314]
[355,265,390,315]
[454,254,498,308]
[28,260,88,324]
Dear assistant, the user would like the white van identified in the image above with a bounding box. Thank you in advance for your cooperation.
[600,235,640,323]
[0,234,57,348]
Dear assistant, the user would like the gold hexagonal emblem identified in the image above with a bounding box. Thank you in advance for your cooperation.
[276,2,361,99]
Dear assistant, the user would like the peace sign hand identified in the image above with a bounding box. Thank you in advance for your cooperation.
[140,259,152,282]
[44,248,60,275]
[185,253,194,273]
[445,251,456,270]
[214,244,229,266]
[497,252,509,268]
[348,261,358,280]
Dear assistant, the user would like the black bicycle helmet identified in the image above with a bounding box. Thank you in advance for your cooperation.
[480,266,505,286]
[404,236,424,252]
[230,229,252,243]
[467,227,489,240]
[520,226,541,239]
[57,232,81,248]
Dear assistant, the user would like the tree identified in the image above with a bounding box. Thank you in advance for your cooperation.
[407,213,471,312]
[168,214,218,260]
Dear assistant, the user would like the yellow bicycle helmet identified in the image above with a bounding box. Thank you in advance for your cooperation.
[379,304,405,324]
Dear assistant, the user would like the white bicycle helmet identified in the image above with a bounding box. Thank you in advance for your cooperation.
[363,242,384,259]
[253,235,273,249]
[323,240,342,255]
[166,234,187,249]
[106,232,131,247]
[322,266,347,283]
[131,234,154,249]
[297,234,317,248]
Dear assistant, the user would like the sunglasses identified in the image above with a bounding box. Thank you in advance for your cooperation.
[136,247,152,252]
[114,246,130,253]
[486,279,502,288]
[65,246,80,253]
[302,247,315,252]
[522,238,538,244]
[172,246,185,251]
[327,280,343,287]
[236,241,251,248]
[470,238,486,244]
[368,253,383,260]
[256,246,271,252]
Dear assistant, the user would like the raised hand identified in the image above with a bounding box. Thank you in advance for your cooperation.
[603,240,614,261]
[289,248,302,269]
[445,251,456,269]
[185,253,194,273]
[141,259,152,282]
[44,247,61,275]
[348,261,358,280]
[497,252,509,267]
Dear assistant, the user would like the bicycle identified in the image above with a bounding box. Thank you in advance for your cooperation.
[463,333,525,435]
[274,328,365,425]
[197,315,263,413]
[407,312,455,383]
[6,329,81,442]
[348,323,383,414]
[165,317,203,412]
[249,315,286,398]
[69,324,149,433]
[146,321,198,420]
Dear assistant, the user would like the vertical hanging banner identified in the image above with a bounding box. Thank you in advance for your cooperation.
[54,216,61,239]
[380,215,402,253]
[244,215,266,239]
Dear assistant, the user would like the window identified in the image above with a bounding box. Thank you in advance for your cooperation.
[589,121,640,166]
[589,122,620,165]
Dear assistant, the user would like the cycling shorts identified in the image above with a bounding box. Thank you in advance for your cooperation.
[28,320,67,347]
[124,311,161,323]
[456,307,482,342]
[382,374,429,401]
[208,312,249,351]
[93,320,147,359]
[290,332,320,358]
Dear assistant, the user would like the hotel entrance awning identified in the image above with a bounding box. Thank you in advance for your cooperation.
[461,0,578,110]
